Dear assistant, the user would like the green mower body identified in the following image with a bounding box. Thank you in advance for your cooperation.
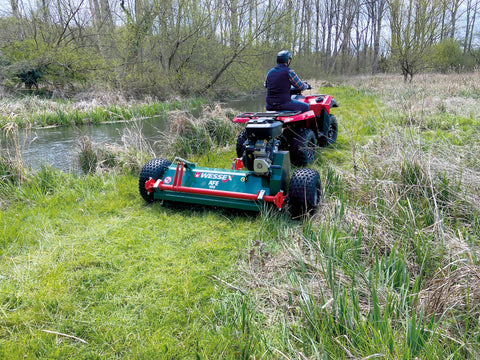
[143,151,289,212]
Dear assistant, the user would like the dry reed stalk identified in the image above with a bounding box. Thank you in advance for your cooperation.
[1,122,27,182]
[418,261,480,320]
[168,110,197,137]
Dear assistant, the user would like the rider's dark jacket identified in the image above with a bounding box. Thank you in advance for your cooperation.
[265,63,309,106]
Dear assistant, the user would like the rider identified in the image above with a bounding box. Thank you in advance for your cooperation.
[265,50,311,112]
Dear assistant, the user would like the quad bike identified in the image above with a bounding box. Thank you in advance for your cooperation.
[139,117,321,217]
[233,88,339,166]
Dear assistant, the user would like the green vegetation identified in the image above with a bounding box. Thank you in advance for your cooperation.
[2,74,480,358]
[0,170,259,358]
[0,96,206,128]
[2,0,480,96]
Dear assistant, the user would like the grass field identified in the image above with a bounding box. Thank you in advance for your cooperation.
[1,73,480,358]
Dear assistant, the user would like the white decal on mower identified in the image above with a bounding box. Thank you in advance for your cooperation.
[194,172,233,182]
[208,180,219,189]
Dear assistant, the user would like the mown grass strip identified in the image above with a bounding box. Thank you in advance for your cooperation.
[0,169,276,358]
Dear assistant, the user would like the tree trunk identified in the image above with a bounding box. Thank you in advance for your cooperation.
[372,0,386,74]
[10,0,21,19]
[468,1,478,52]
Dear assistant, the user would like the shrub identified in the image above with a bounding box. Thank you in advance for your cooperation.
[429,39,463,73]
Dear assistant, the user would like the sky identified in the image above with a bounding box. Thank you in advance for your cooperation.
[0,1,11,15]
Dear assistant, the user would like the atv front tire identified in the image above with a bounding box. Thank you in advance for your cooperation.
[289,168,321,218]
[319,115,338,147]
[139,158,172,202]
[290,128,317,167]
[236,129,248,158]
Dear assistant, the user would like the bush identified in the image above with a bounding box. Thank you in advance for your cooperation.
[429,38,463,73]
[77,135,118,174]
[4,60,46,90]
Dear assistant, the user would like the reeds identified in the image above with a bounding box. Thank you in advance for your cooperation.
[0,123,26,184]
[0,92,205,128]
[159,104,240,158]
[76,122,155,175]
[228,75,480,358]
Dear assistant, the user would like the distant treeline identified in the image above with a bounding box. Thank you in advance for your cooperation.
[0,0,479,97]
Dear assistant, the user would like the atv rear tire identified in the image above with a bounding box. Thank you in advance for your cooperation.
[290,128,317,167]
[289,168,321,218]
[139,158,171,203]
[236,129,248,158]
[319,115,338,147]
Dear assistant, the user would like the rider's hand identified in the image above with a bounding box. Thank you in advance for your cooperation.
[305,82,312,90]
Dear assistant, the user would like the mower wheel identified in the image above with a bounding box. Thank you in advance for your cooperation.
[290,128,317,167]
[289,168,321,218]
[236,129,248,158]
[139,158,171,203]
[319,115,338,147]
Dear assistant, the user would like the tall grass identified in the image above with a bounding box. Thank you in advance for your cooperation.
[2,75,480,358]
[75,131,149,175]
[0,123,27,188]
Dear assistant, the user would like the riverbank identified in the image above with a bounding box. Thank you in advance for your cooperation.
[0,92,206,128]
[2,75,480,358]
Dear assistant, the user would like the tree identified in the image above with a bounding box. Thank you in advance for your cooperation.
[1,0,480,95]
[204,0,288,91]
[9,0,21,19]
[367,0,387,73]
[389,0,442,81]
[430,38,463,72]
[464,0,479,53]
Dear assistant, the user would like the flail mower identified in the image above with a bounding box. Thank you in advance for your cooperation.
[139,117,321,217]
[233,88,339,166]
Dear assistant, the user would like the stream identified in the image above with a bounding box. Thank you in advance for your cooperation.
[1,94,266,172]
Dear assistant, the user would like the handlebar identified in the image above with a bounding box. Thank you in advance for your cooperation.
[290,83,311,95]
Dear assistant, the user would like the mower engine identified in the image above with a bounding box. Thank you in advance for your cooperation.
[242,118,284,176]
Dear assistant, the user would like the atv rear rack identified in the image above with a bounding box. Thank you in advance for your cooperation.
[235,110,301,118]
[233,110,316,124]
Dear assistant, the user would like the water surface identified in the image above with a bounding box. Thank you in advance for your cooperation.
[1,94,267,172]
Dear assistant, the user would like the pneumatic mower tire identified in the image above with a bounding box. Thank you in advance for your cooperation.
[236,129,248,158]
[288,168,321,218]
[139,158,172,202]
[289,128,317,167]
